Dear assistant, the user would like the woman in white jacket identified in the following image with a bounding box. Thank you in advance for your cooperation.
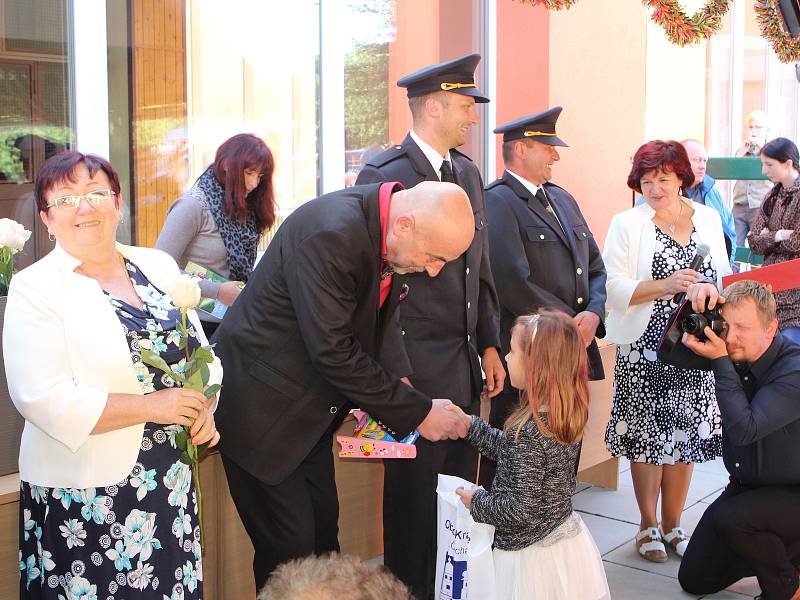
[3,151,222,599]
[603,140,731,564]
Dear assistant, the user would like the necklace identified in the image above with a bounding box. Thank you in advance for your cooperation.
[661,199,683,234]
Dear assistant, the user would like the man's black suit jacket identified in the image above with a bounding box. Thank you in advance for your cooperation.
[355,134,500,405]
[485,171,608,379]
[212,183,431,485]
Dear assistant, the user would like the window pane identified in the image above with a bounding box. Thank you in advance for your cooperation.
[0,63,32,125]
[3,0,68,55]
[343,0,485,185]
[0,0,72,271]
[742,2,767,124]
[705,10,732,156]
[187,0,320,240]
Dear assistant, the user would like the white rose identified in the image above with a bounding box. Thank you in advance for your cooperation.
[0,218,31,252]
[169,275,201,310]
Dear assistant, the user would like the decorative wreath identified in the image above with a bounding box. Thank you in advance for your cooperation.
[516,0,580,9]
[755,0,800,63]
[643,0,731,46]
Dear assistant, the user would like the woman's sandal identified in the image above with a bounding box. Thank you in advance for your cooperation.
[636,527,668,563]
[662,527,690,557]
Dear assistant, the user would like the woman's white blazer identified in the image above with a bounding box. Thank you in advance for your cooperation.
[3,243,222,488]
[603,199,732,345]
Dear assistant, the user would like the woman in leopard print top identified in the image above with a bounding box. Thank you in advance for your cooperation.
[750,137,800,345]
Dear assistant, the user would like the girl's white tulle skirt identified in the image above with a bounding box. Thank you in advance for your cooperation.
[492,512,611,600]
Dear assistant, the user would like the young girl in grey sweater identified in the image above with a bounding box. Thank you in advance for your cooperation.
[448,310,610,600]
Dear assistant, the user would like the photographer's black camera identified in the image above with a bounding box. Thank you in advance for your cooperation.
[679,307,727,341]
[658,298,727,370]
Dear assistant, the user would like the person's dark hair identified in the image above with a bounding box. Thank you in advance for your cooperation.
[257,552,411,600]
[760,137,800,169]
[211,133,276,234]
[627,140,695,194]
[35,151,121,213]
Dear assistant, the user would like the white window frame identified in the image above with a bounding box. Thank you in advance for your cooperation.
[319,0,346,195]
[70,0,110,158]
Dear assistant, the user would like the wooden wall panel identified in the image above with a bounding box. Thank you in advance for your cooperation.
[130,0,187,248]
[0,502,17,599]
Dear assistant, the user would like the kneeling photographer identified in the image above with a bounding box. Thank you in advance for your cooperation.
[678,280,800,600]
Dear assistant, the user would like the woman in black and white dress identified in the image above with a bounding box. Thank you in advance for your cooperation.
[603,140,731,563]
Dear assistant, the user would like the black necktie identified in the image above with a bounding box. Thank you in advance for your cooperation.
[535,187,550,209]
[536,187,564,234]
[440,160,456,184]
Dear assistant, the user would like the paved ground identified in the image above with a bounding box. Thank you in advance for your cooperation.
[576,457,759,599]
[368,457,758,598]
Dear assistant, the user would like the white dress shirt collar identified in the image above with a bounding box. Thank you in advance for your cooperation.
[410,130,452,180]
[506,169,543,197]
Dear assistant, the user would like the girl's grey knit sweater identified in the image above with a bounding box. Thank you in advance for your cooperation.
[468,415,581,551]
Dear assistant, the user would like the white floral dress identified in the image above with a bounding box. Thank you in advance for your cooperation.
[19,260,203,600]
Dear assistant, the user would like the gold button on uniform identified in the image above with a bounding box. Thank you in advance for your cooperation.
[576,268,583,275]
[467,302,471,309]
[577,297,584,304]
[539,234,545,240]
[466,267,470,275]
[401,330,406,336]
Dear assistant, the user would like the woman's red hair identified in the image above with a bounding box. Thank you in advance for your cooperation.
[212,133,276,234]
[627,140,694,194]
[505,310,590,445]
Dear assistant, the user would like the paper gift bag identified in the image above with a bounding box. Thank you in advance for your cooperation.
[434,474,496,600]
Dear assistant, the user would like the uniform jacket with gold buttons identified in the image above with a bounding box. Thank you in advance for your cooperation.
[485,171,607,380]
[355,134,501,407]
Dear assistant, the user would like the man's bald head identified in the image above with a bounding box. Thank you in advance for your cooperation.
[385,181,474,277]
[681,139,707,188]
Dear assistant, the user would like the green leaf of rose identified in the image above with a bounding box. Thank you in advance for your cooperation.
[186,369,204,392]
[193,347,214,364]
[197,440,211,458]
[175,429,189,450]
[199,361,210,384]
[141,349,174,377]
[203,384,221,399]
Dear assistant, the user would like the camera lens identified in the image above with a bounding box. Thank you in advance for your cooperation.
[681,313,709,335]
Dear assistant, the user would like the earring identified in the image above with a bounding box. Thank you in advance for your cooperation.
[48,232,55,242]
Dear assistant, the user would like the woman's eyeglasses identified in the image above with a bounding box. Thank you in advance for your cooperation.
[47,189,116,209]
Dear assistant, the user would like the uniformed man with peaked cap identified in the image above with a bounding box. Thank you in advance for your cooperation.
[355,53,503,598]
[485,107,607,437]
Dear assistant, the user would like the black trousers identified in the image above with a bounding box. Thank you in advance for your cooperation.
[679,479,800,600]
[221,430,340,591]
[383,400,481,600]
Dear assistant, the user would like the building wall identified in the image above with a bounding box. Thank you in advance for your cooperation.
[548,0,650,248]
[493,0,550,181]
[643,21,707,144]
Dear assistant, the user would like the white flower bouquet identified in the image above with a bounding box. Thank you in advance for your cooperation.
[0,218,32,295]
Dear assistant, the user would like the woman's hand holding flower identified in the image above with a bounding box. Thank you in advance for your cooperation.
[146,388,207,428]
[189,399,220,448]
